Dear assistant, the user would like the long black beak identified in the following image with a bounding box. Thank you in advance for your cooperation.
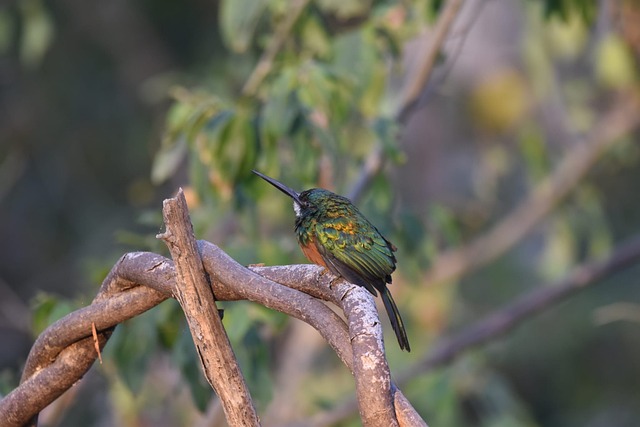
[252,170,303,205]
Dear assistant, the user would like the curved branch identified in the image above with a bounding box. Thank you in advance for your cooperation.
[304,233,640,426]
[0,244,423,426]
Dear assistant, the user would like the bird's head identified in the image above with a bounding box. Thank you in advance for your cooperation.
[252,170,345,218]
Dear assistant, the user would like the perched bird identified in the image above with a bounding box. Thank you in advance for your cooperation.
[253,170,410,351]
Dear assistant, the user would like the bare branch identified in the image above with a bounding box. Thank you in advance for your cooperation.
[158,189,260,426]
[396,0,466,119]
[425,94,640,285]
[348,0,468,202]
[339,283,398,426]
[304,234,640,425]
[0,243,423,426]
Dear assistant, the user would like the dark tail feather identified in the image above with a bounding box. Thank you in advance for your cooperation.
[380,287,411,352]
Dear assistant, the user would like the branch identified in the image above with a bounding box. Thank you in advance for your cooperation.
[158,189,259,426]
[305,233,640,425]
[348,0,467,202]
[339,284,398,426]
[0,245,423,426]
[425,94,640,285]
[396,0,466,119]
[241,0,310,97]
[199,244,425,426]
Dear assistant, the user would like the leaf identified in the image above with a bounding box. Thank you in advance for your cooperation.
[105,314,159,393]
[151,136,187,184]
[31,293,75,336]
[18,0,54,68]
[220,0,268,53]
[372,116,404,163]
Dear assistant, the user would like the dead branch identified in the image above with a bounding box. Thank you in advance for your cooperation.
[339,283,399,426]
[0,245,423,426]
[158,190,259,426]
[304,234,640,426]
[199,243,424,426]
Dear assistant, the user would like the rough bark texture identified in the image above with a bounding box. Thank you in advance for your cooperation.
[158,189,260,426]
[0,228,424,427]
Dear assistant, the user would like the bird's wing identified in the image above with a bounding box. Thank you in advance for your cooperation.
[314,218,396,295]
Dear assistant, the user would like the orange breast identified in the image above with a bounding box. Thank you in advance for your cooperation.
[299,240,328,268]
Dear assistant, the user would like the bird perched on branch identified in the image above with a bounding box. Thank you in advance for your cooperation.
[253,170,410,351]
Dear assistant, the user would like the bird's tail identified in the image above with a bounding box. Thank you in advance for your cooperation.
[380,287,411,352]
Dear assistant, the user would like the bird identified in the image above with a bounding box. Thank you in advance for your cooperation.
[253,170,410,351]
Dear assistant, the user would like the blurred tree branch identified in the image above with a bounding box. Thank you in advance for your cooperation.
[303,233,640,426]
[425,93,640,286]
[242,0,311,97]
[348,0,466,202]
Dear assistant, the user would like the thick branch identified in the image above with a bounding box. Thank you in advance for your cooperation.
[0,244,422,426]
[338,283,398,426]
[158,190,259,426]
[304,234,640,426]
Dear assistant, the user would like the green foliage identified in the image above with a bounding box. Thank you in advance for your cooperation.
[537,0,598,22]
[31,293,77,336]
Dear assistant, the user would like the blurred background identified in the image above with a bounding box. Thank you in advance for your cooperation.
[1,0,640,425]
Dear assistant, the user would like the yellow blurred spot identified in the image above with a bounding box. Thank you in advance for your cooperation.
[469,68,530,134]
[182,186,201,209]
[596,33,637,89]
[545,14,588,60]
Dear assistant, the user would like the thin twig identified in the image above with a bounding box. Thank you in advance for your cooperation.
[241,0,310,97]
[348,0,467,202]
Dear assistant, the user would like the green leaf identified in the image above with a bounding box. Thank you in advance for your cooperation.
[220,0,268,53]
[104,309,161,393]
[518,124,549,183]
[151,136,187,185]
[372,116,404,163]
[31,293,75,336]
[18,0,54,68]
[537,0,597,23]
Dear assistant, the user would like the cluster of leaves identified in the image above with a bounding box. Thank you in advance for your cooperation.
[151,0,419,205]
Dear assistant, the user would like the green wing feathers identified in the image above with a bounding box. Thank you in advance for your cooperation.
[312,215,410,351]
[314,217,396,285]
